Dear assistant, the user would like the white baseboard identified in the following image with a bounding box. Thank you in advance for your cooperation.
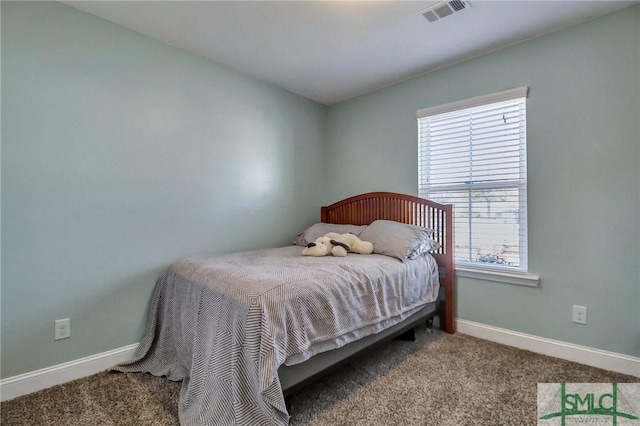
[3,322,638,402]
[0,343,139,402]
[457,319,640,378]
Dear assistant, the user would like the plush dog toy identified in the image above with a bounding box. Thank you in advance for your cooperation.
[301,233,374,257]
[301,236,347,257]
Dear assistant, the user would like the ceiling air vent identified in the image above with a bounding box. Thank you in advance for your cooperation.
[418,0,471,23]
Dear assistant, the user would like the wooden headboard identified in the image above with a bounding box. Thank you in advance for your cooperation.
[321,192,455,334]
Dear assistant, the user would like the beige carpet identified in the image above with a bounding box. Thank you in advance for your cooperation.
[2,327,636,425]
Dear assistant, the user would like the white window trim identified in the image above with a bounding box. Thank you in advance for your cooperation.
[416,86,529,119]
[456,265,540,287]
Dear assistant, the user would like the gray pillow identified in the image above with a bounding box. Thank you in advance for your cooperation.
[294,223,367,246]
[359,220,439,261]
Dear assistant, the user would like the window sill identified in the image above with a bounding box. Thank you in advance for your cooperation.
[456,266,540,287]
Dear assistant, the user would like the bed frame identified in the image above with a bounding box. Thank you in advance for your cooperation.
[279,191,454,396]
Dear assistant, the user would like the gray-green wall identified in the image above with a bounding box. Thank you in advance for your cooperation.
[1,2,326,378]
[326,6,640,357]
[2,2,639,380]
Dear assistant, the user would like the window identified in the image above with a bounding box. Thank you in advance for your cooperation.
[417,87,529,274]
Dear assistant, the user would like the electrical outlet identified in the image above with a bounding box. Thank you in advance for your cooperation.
[54,318,71,340]
[572,306,587,325]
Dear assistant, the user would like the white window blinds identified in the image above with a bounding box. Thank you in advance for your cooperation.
[417,87,528,272]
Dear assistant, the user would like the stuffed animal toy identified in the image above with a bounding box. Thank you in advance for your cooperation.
[301,236,348,257]
[325,232,374,255]
[301,233,374,257]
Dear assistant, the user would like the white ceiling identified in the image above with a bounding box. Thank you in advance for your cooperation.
[63,1,637,105]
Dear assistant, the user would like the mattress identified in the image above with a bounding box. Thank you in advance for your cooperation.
[114,245,439,425]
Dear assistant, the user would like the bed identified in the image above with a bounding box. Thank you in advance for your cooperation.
[115,192,454,426]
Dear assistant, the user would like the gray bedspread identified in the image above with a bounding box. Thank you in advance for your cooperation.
[114,246,439,425]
